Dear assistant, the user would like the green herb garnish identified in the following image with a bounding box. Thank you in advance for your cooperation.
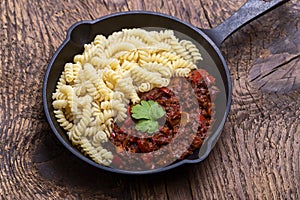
[131,100,166,134]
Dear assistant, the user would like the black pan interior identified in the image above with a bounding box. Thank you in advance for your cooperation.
[43,11,232,174]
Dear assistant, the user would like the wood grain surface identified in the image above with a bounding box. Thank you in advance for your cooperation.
[0,0,299,199]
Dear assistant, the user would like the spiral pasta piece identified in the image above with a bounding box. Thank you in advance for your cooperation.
[54,109,73,131]
[92,130,108,145]
[167,37,190,60]
[74,43,98,64]
[173,68,191,77]
[180,40,203,62]
[52,99,68,109]
[171,58,197,70]
[141,63,173,78]
[104,42,136,58]
[138,82,154,93]
[80,137,113,166]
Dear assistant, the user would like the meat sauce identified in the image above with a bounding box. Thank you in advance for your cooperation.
[105,69,216,170]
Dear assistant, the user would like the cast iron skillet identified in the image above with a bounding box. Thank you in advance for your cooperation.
[43,0,287,174]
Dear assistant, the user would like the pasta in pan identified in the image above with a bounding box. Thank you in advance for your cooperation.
[52,28,203,166]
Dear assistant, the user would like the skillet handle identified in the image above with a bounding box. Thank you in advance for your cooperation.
[202,0,288,47]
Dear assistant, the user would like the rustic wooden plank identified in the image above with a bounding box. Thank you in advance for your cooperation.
[249,22,300,93]
[219,1,300,199]
[0,0,299,199]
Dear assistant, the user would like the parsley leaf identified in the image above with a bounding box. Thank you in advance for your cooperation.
[131,100,166,134]
[148,101,165,120]
[135,119,159,134]
[131,100,152,120]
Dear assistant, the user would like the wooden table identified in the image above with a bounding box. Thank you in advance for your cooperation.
[1,0,299,199]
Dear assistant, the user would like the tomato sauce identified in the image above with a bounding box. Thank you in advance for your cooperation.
[105,69,216,170]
